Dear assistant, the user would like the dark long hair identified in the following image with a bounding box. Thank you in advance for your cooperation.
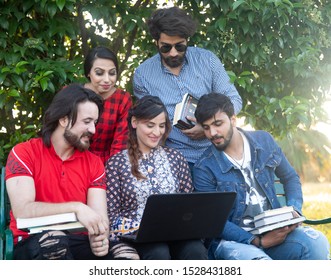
[40,84,103,147]
[84,46,119,79]
[127,96,171,180]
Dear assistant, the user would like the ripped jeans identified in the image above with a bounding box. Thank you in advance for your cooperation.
[209,226,330,260]
[13,231,114,260]
[14,230,73,260]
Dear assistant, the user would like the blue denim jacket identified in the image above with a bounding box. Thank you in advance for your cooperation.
[193,129,302,245]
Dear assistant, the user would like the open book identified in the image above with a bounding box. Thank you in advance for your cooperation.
[173,93,198,130]
[17,212,86,234]
[249,206,306,235]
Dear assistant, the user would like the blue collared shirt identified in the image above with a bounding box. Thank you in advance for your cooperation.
[133,47,242,163]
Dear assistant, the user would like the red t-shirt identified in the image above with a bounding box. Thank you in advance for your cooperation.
[5,138,106,243]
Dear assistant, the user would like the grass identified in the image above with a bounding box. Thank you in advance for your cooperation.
[302,182,331,248]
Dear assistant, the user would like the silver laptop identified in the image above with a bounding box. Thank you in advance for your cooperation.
[120,192,236,243]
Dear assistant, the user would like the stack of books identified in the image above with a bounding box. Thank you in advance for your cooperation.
[173,93,198,130]
[17,212,86,234]
[249,206,306,235]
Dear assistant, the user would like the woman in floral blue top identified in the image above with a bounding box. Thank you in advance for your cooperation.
[105,96,207,260]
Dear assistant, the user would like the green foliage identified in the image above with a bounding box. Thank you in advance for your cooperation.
[0,0,330,167]
[302,198,331,248]
[181,0,331,138]
[277,128,331,181]
[0,0,84,166]
[302,182,331,249]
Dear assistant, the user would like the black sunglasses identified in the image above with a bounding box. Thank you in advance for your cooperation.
[159,43,187,53]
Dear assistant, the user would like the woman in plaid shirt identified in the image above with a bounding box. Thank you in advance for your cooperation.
[84,46,132,164]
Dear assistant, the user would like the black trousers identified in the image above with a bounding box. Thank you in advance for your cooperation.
[132,239,208,260]
[14,232,114,260]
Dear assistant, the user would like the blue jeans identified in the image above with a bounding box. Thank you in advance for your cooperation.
[209,226,330,260]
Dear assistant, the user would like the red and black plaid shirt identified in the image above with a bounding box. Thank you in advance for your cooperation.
[89,88,132,164]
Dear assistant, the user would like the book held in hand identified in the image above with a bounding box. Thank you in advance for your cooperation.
[27,221,85,234]
[173,93,198,130]
[249,206,306,235]
[253,206,295,221]
[254,211,294,228]
[250,216,306,235]
[17,212,86,234]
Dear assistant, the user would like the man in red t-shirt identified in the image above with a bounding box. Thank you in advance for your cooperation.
[5,84,114,259]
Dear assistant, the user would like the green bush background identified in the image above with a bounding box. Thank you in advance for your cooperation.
[302,182,331,249]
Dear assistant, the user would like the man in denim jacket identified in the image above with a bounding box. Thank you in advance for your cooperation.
[193,93,330,260]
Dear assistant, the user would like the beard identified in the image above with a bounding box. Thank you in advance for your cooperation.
[63,129,92,152]
[160,52,185,68]
[211,124,234,151]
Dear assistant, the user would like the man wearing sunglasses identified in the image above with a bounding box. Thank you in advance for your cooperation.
[133,6,242,171]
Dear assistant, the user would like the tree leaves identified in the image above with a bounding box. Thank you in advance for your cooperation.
[0,0,330,169]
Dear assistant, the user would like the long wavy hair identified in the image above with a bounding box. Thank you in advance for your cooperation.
[127,96,171,180]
